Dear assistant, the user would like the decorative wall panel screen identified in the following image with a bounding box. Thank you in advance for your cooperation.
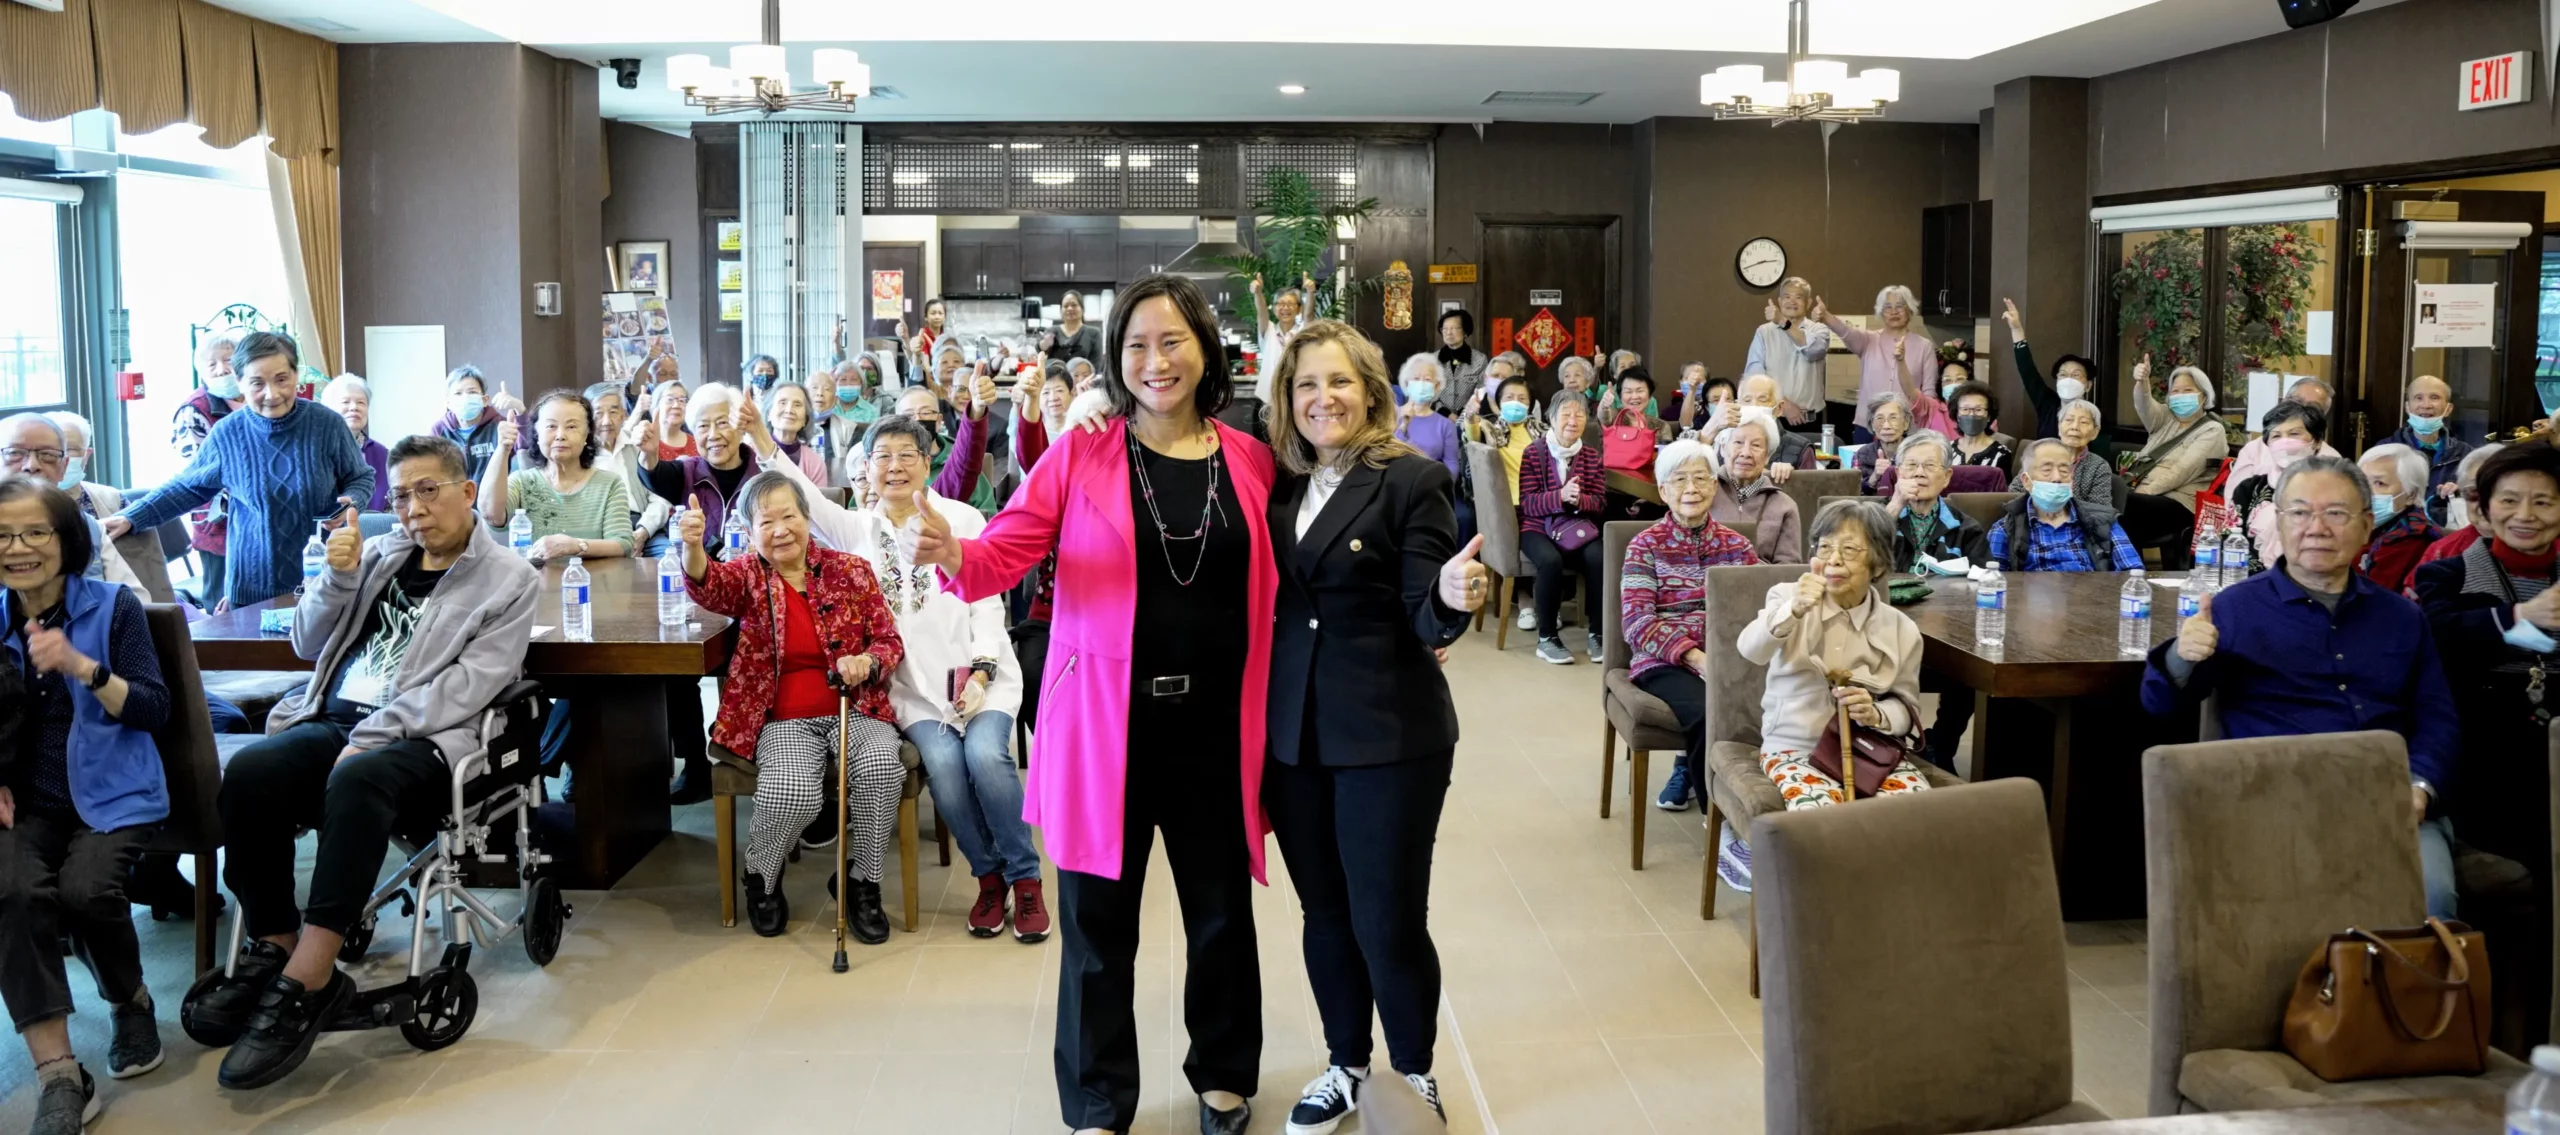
[1123,142,1202,212]
[870,140,1005,213]
[1007,142,1123,213]
[1242,141,1358,206]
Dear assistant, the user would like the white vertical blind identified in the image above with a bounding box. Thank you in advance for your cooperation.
[741,121,853,384]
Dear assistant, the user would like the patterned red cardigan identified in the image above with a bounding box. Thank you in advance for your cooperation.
[687,547,904,760]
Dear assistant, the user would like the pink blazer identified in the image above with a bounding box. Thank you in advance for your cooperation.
[946,418,1278,883]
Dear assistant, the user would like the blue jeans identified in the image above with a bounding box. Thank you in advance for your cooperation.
[905,712,1040,884]
[2418,815,2458,921]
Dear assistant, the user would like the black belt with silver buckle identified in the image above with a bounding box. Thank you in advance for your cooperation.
[1149,675,1192,698]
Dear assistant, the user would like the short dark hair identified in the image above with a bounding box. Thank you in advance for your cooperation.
[0,476,91,584]
[526,390,600,469]
[2473,440,2560,508]
[1703,376,1737,402]
[387,434,469,482]
[2052,353,2097,379]
[744,354,780,379]
[1617,365,1654,399]
[741,469,808,526]
[1102,274,1232,420]
[861,413,937,462]
[233,331,300,379]
[1439,308,1474,338]
[443,363,486,395]
[1948,380,1999,419]
[2262,398,2328,445]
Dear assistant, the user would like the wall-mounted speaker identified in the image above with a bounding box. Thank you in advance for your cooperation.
[2278,0,2359,29]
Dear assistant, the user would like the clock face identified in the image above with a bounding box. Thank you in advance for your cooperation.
[1737,238,1787,289]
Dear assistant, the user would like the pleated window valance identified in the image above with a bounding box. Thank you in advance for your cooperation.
[0,0,338,163]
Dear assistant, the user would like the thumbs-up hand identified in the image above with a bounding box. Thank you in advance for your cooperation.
[1439,535,1491,611]
[495,414,521,454]
[1764,298,1778,323]
[22,620,86,679]
[677,494,706,550]
[2134,353,2153,388]
[911,502,959,573]
[325,517,362,573]
[1811,296,1830,323]
[2176,592,2218,663]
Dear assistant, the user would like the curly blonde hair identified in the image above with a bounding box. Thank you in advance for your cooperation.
[1265,320,1420,477]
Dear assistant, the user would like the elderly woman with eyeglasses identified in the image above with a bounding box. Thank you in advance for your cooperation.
[1623,438,1761,814]
[2121,357,2232,567]
[1709,407,1804,566]
[1850,393,1914,494]
[758,381,833,485]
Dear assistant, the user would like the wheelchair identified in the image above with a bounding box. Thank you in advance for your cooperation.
[179,680,570,1052]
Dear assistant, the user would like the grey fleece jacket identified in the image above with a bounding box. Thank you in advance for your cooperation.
[266,520,540,764]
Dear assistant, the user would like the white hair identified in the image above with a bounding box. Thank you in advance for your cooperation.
[686,381,741,428]
[2058,397,2104,432]
[1653,436,1718,485]
[1559,356,1596,383]
[2165,366,2218,413]
[322,373,370,403]
[1398,353,1445,387]
[1714,406,1784,470]
[1873,285,1920,320]
[2456,441,2504,490]
[1865,391,1913,428]
[43,410,93,448]
[1895,428,1954,469]
[2359,444,2429,503]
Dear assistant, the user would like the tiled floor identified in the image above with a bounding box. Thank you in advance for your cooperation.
[0,627,2154,1134]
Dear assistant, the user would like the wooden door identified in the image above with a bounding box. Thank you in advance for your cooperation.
[1479,219,1617,402]
[862,243,924,341]
[2347,188,2543,450]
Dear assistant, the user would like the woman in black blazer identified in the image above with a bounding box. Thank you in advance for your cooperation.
[1262,320,1489,1134]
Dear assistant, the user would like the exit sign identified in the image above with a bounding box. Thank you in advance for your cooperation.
[2460,51,2532,110]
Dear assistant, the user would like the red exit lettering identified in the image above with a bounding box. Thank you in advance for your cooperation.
[2462,52,2532,110]
[2471,58,2508,103]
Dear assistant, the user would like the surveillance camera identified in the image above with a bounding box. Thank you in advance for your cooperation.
[609,58,641,90]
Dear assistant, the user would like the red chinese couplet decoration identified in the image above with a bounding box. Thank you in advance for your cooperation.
[1491,317,1515,358]
[1516,309,1572,369]
[1573,317,1595,359]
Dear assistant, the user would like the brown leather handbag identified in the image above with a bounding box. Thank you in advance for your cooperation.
[1805,676,1921,799]
[2282,918,2491,1082]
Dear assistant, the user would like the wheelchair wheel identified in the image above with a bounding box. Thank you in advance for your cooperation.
[178,966,245,1049]
[523,877,567,967]
[337,919,375,964]
[399,969,477,1052]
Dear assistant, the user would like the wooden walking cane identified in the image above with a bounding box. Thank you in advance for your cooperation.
[832,691,852,973]
[1828,669,1856,804]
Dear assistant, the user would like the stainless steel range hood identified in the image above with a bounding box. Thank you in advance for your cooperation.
[1161,218,1248,279]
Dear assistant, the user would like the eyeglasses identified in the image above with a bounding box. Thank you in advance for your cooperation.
[0,447,64,466]
[2278,506,2363,528]
[1811,541,1869,563]
[0,528,56,549]
[1899,460,1946,476]
[868,449,926,469]
[388,478,468,511]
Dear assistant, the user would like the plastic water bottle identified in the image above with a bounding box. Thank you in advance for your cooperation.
[509,509,534,559]
[2509,1045,2560,1134]
[657,540,689,627]
[2193,518,2221,582]
[1974,564,2006,647]
[720,504,747,561]
[300,521,328,592]
[1819,424,1837,463]
[2118,569,2153,656]
[561,556,592,641]
[2220,527,2250,588]
[2178,566,2212,621]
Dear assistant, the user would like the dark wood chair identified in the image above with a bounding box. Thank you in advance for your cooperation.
[137,603,226,974]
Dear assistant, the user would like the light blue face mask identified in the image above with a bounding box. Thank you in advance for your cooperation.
[1498,402,1529,425]
[1941,384,1960,401]
[205,372,241,399]
[1404,380,1437,405]
[2166,393,2202,418]
[456,395,486,422]
[2371,492,2398,524]
[2408,412,2445,435]
[57,455,83,491]
[835,385,862,406]
[2028,480,2074,512]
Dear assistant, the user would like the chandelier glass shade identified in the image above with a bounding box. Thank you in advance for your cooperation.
[666,2,869,116]
[1698,0,1898,124]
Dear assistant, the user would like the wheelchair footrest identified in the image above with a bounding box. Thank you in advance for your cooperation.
[327,982,418,1033]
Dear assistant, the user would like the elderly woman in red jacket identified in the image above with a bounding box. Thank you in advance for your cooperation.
[682,471,905,943]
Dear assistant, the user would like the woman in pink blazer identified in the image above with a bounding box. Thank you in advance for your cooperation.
[915,275,1276,1135]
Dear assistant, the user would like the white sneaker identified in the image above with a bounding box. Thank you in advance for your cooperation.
[1286,1065,1366,1135]
[1515,606,1536,631]
[1406,1072,1446,1125]
[1716,828,1754,894]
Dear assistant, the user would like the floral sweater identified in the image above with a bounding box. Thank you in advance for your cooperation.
[687,547,904,760]
[1622,516,1761,681]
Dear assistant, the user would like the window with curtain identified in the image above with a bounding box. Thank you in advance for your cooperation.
[0,196,67,414]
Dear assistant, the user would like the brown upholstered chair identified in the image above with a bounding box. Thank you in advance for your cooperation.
[1947,492,2017,534]
[2145,731,2526,1114]
[1698,565,1965,997]
[138,603,227,974]
[1464,443,1525,649]
[710,740,946,932]
[1597,519,1687,870]
[1775,469,1859,557]
[112,527,175,605]
[1758,779,2108,1133]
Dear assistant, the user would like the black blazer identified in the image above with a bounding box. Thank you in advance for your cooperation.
[1267,453,1471,768]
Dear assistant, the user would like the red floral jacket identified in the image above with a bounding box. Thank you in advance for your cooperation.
[687,547,904,760]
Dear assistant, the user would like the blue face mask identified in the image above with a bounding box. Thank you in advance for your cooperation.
[205,372,241,399]
[2408,412,2445,436]
[1404,380,1437,405]
[2372,492,2399,524]
[1498,402,1529,425]
[2167,393,2202,418]
[57,455,83,491]
[2028,480,2075,512]
[834,385,862,408]
[749,372,776,392]
[456,395,486,422]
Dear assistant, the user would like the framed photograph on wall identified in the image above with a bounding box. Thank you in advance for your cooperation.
[616,241,670,296]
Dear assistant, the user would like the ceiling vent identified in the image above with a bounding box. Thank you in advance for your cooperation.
[1481,90,1600,107]
[865,86,907,101]
[288,15,356,31]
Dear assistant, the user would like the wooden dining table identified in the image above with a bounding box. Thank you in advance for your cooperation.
[1898,568,2188,917]
[1986,1097,2499,1134]
[188,554,734,889]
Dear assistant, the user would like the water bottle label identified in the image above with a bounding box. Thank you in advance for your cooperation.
[1975,589,2003,611]
[567,585,588,605]
[2121,596,2151,618]
[2196,546,2218,566]
[2178,594,2200,619]
[660,573,680,594]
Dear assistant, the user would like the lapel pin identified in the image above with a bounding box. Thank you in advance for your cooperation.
[1348,539,1363,552]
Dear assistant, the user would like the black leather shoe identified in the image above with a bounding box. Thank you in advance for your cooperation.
[744,871,789,938]
[187,939,290,1047]
[1200,1097,1251,1135]
[849,880,890,945]
[217,969,352,1090]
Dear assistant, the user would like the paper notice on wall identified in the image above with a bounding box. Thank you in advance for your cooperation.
[717,222,742,252]
[719,293,745,323]
[2305,310,2334,356]
[871,270,905,321]
[2246,372,2280,432]
[2413,283,2496,348]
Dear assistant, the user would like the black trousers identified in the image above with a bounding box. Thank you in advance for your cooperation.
[1054,684,1261,1132]
[1266,749,1452,1075]
[1521,529,1605,639]
[1634,667,1706,793]
[2120,493,2196,569]
[0,811,151,1030]
[220,721,448,938]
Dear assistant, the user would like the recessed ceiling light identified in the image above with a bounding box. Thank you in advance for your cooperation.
[1278,84,1307,95]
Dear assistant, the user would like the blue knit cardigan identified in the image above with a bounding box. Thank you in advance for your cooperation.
[121,400,375,608]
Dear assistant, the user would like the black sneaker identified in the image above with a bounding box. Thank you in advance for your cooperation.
[1405,1072,1446,1125]
[848,880,890,945]
[1200,1097,1252,1135]
[108,999,163,1079]
[29,1065,96,1135]
[217,969,353,1090]
[1285,1065,1364,1135]
[188,938,290,1047]
[744,870,789,938]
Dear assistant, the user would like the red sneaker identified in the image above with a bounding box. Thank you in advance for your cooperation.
[1011,878,1050,943]
[966,873,1007,938]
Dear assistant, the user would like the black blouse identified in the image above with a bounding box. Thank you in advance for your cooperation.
[1126,436,1248,685]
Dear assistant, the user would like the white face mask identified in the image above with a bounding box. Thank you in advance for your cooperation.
[2055,376,2087,402]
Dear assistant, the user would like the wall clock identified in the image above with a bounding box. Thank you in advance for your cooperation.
[1736,237,1787,289]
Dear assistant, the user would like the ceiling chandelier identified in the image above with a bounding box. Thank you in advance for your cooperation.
[666,0,869,117]
[1698,0,1899,124]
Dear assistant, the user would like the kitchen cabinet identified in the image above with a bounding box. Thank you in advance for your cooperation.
[1117,233,1198,281]
[1021,220,1120,281]
[942,229,1023,295]
[1919,201,1992,321]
